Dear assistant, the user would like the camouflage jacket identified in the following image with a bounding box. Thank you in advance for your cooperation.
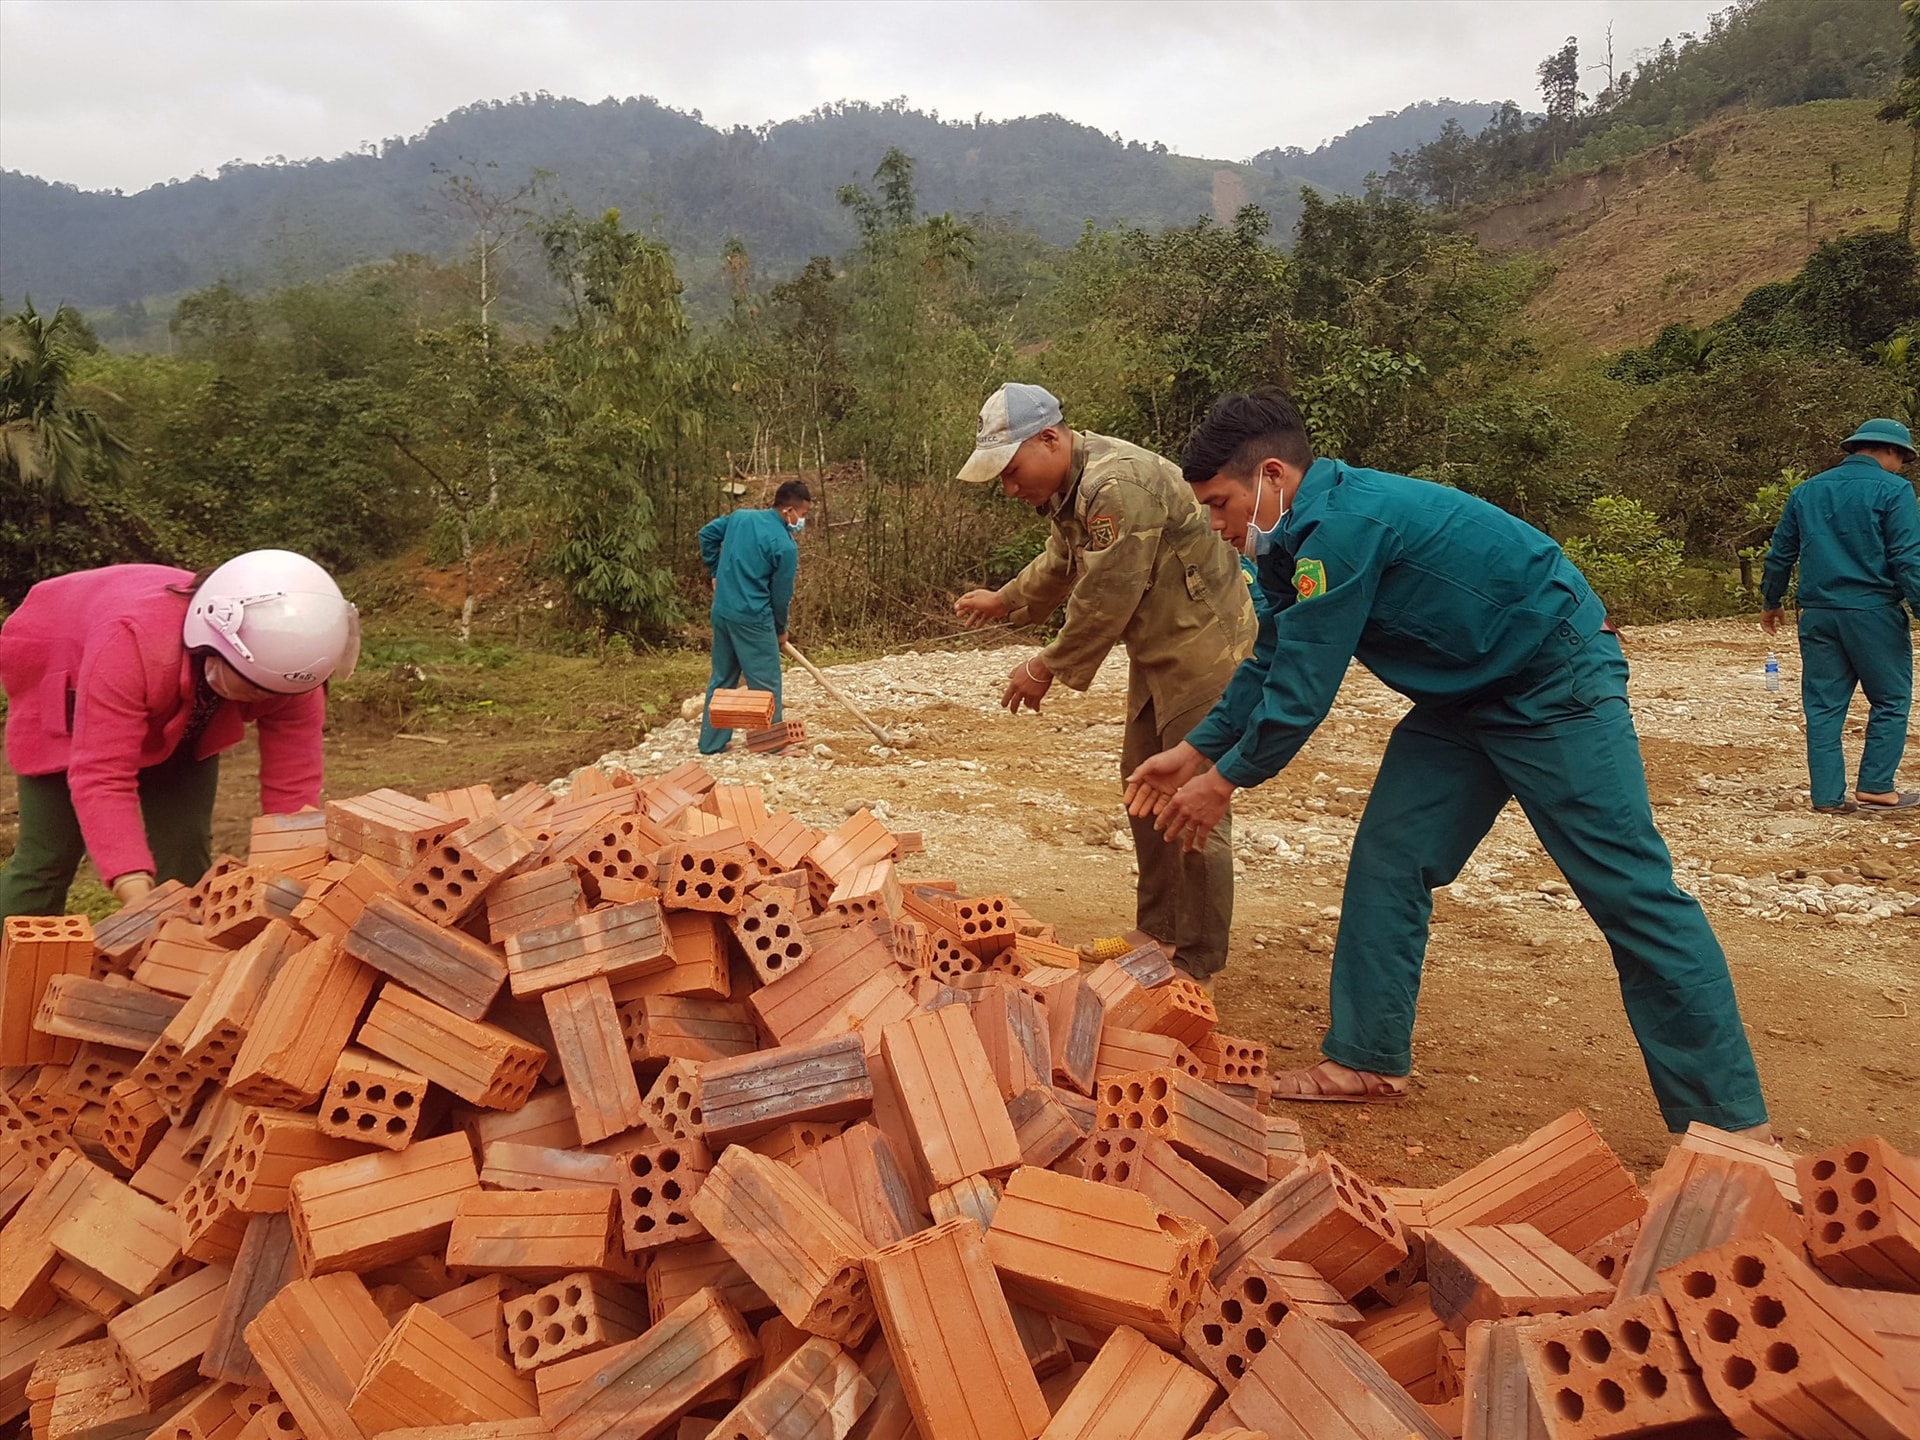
[997,432,1255,719]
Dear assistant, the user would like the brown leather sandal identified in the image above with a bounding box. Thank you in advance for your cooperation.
[1270,1059,1410,1104]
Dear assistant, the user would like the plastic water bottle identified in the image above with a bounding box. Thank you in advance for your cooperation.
[1765,652,1780,691]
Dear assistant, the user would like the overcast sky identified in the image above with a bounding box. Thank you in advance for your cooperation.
[2,0,1731,194]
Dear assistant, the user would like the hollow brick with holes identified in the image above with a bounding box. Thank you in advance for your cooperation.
[645,1238,771,1326]
[967,984,1049,1100]
[625,994,758,1067]
[401,814,535,928]
[540,976,646,1146]
[619,1139,713,1252]
[420,1271,513,1363]
[102,1076,169,1172]
[226,935,377,1111]
[216,1107,368,1215]
[690,1144,876,1347]
[1796,1136,1920,1292]
[731,882,815,986]
[357,983,547,1110]
[287,1129,480,1276]
[1094,1067,1266,1193]
[318,1047,427,1151]
[1085,1132,1242,1236]
[664,840,762,916]
[1034,970,1102,1097]
[1615,1147,1802,1300]
[198,867,285,948]
[485,864,588,949]
[1094,1027,1203,1084]
[234,1398,305,1440]
[503,1270,648,1373]
[1658,1232,1917,1439]
[48,1257,126,1319]
[1005,1086,1082,1172]
[1518,1290,1727,1440]
[504,898,676,1001]
[745,1119,843,1164]
[173,1148,251,1264]
[699,1033,874,1147]
[106,1257,232,1407]
[749,923,913,1054]
[1212,1150,1408,1300]
[1351,1284,1445,1401]
[344,894,510,1021]
[707,689,778,730]
[324,790,460,871]
[289,856,400,942]
[1425,1224,1613,1335]
[1458,1317,1550,1440]
[1041,1322,1216,1440]
[1182,1256,1328,1390]
[0,1150,106,1318]
[1575,1220,1638,1293]
[984,1166,1213,1349]
[446,1185,632,1281]
[61,1041,135,1108]
[644,1058,706,1144]
[0,1302,102,1427]
[1219,1310,1452,1439]
[27,1336,148,1439]
[34,973,183,1054]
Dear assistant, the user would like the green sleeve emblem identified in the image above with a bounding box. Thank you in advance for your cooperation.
[1086,514,1118,551]
[1293,557,1327,600]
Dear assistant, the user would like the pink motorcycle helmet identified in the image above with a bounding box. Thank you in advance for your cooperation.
[180,549,361,694]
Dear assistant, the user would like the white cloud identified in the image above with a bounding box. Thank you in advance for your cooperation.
[0,0,1730,193]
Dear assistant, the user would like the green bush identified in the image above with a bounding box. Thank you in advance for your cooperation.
[1563,496,1687,622]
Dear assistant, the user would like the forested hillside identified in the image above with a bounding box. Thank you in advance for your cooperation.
[3,0,1915,652]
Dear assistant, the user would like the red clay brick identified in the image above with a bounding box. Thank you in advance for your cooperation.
[348,1302,540,1433]
[749,924,914,1052]
[287,1129,481,1274]
[397,815,535,929]
[731,882,815,986]
[357,983,546,1110]
[1616,1147,1802,1299]
[289,856,400,943]
[226,935,377,1111]
[1797,1136,1920,1292]
[486,865,589,946]
[505,899,676,1000]
[345,894,510,1020]
[318,1047,428,1151]
[446,1187,629,1279]
[106,1258,232,1407]
[325,790,459,871]
[217,1107,371,1215]
[878,1007,1020,1187]
[708,1334,874,1439]
[201,1213,300,1388]
[984,1167,1213,1348]
[1520,1291,1727,1440]
[1425,1224,1613,1334]
[1219,1311,1452,1440]
[1085,1131,1242,1236]
[617,1139,713,1252]
[504,1271,648,1373]
[699,1034,874,1147]
[541,977,646,1145]
[1459,1318,1548,1440]
[865,1217,1047,1440]
[1041,1324,1216,1439]
[1213,1150,1408,1300]
[1659,1232,1917,1439]
[538,1286,759,1440]
[1422,1112,1646,1257]
[788,1123,921,1249]
[689,1144,876,1347]
[646,1239,772,1326]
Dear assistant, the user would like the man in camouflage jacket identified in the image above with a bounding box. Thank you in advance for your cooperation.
[954,383,1256,979]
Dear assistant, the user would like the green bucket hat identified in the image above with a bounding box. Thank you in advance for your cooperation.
[1841,418,1916,457]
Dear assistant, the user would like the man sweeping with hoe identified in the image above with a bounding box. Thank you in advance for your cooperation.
[1128,387,1771,1137]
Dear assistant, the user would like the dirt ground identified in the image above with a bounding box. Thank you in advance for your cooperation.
[3,617,1914,1188]
[596,617,1920,1186]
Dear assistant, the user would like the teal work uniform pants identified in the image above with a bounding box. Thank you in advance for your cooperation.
[699,608,784,755]
[0,747,221,921]
[1121,694,1234,979]
[1797,605,1913,807]
[1323,631,1766,1132]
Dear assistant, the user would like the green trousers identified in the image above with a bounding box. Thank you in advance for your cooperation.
[1121,695,1234,980]
[699,608,784,755]
[0,749,220,921]
[1797,605,1914,808]
[1324,632,1766,1133]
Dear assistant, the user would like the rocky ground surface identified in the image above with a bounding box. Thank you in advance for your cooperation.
[581,618,1919,1185]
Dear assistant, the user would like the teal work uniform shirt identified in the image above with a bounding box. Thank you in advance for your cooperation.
[700,509,798,631]
[1188,458,1606,788]
[1759,453,1920,614]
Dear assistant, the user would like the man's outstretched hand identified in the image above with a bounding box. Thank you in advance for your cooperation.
[1001,654,1053,713]
[1124,742,1205,820]
[955,589,1010,629]
[1154,769,1236,853]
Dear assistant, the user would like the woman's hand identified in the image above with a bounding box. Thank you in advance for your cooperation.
[110,872,155,906]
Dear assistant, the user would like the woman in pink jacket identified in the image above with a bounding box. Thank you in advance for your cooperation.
[1,550,359,919]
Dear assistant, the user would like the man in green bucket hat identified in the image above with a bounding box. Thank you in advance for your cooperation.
[1761,417,1920,813]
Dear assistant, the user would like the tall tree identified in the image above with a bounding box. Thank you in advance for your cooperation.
[1538,36,1585,162]
[0,300,129,504]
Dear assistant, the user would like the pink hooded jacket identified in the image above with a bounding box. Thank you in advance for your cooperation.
[1,564,325,883]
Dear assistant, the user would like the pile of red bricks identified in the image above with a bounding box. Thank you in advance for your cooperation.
[0,758,1915,1440]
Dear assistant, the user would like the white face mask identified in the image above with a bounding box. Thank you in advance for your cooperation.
[1240,471,1288,558]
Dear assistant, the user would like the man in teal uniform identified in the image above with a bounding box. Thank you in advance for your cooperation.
[1760,418,1920,814]
[697,480,810,754]
[1128,388,1769,1136]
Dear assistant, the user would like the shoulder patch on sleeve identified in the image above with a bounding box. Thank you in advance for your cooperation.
[1293,557,1328,600]
[1086,514,1118,550]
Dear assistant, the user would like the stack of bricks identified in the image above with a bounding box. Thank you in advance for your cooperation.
[1,758,1916,1440]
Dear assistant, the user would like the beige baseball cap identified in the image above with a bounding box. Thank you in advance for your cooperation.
[958,383,1063,483]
